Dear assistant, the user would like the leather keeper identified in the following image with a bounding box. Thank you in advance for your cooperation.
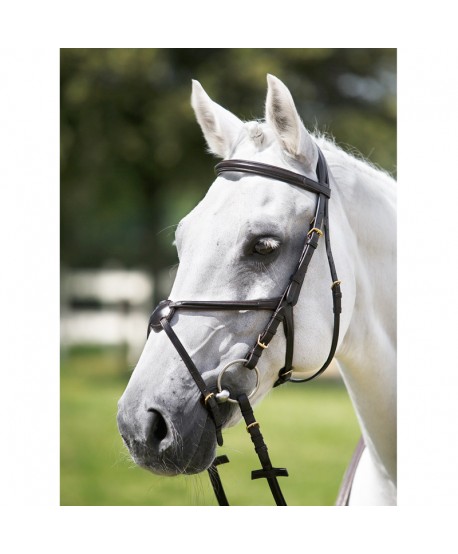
[205,395,224,446]
[332,285,342,314]
[273,367,293,388]
[307,234,320,249]
[213,455,229,466]
[285,280,300,305]
[244,349,261,370]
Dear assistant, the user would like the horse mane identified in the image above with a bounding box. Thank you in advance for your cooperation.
[314,131,396,184]
[232,120,395,187]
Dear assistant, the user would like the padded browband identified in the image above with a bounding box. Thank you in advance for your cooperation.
[215,159,331,198]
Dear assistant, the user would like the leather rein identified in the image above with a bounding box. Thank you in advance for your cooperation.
[147,147,343,506]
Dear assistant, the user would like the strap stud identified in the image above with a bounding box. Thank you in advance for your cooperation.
[215,389,230,403]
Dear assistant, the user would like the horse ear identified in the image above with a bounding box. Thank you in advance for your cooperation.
[265,74,318,170]
[191,80,243,159]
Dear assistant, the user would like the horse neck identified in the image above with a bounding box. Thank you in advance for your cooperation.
[323,141,397,485]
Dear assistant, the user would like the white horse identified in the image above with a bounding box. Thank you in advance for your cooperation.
[117,74,396,505]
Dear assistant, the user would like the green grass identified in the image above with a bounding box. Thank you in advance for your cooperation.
[60,346,360,506]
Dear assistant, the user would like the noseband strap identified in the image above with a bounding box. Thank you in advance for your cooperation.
[146,146,342,505]
[160,316,224,446]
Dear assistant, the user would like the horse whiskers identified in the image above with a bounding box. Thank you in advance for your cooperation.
[168,417,184,455]
[162,457,180,475]
[118,448,139,469]
[186,472,210,504]
[182,417,210,475]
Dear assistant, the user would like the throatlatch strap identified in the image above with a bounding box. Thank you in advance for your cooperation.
[288,190,342,384]
[237,393,288,506]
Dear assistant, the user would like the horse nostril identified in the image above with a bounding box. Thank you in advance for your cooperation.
[146,409,168,444]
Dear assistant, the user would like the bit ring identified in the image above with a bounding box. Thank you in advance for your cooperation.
[216,358,260,405]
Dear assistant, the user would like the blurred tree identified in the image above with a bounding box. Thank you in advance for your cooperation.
[61,48,396,279]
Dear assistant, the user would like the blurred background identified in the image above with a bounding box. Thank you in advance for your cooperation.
[60,48,396,505]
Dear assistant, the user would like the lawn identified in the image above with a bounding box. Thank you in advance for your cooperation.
[60,346,360,506]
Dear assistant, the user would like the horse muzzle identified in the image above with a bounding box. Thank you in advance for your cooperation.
[117,394,219,475]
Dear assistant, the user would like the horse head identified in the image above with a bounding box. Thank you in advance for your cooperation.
[117,75,357,477]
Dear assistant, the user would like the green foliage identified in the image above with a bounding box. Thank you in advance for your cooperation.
[61,48,396,275]
[61,347,360,506]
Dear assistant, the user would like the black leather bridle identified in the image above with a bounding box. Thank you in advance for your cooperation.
[146,147,342,505]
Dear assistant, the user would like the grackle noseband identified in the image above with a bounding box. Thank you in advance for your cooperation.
[146,147,343,505]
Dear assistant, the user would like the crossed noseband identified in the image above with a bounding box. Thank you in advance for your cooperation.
[146,147,342,505]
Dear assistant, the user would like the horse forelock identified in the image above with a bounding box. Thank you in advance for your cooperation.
[228,121,277,157]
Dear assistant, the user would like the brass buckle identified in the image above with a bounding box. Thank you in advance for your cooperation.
[307,227,323,237]
[204,392,215,405]
[331,280,342,289]
[246,421,260,432]
[257,334,269,349]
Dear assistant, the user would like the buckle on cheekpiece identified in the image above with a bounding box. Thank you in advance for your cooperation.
[273,367,293,388]
[147,300,175,337]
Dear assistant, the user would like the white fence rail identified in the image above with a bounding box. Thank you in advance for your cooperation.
[61,268,154,363]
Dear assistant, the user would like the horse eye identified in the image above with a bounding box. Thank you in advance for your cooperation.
[253,238,281,255]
